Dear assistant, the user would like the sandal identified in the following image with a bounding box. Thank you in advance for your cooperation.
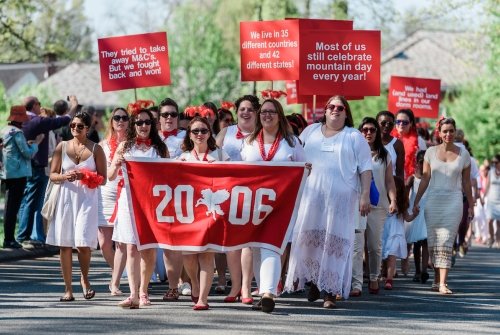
[349,289,362,297]
[83,287,95,300]
[162,288,179,301]
[139,294,151,306]
[439,284,453,295]
[109,284,123,296]
[431,283,439,292]
[323,294,336,309]
[384,279,393,290]
[118,296,139,309]
[59,295,75,302]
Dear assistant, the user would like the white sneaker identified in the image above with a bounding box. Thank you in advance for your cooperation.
[178,282,192,296]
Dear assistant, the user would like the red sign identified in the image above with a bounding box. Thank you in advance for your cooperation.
[240,20,300,81]
[123,159,307,254]
[98,32,171,92]
[388,76,441,118]
[298,30,381,96]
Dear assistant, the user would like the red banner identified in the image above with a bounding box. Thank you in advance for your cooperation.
[97,32,171,92]
[122,159,308,254]
[298,30,381,96]
[388,76,441,118]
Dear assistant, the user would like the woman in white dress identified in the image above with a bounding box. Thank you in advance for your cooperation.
[46,112,107,302]
[241,98,307,313]
[413,118,474,294]
[216,95,260,304]
[285,95,372,308]
[109,107,168,308]
[97,107,129,296]
[350,117,397,297]
[485,155,500,247]
[178,116,230,310]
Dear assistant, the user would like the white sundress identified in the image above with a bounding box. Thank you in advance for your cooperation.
[46,142,99,249]
[405,176,428,243]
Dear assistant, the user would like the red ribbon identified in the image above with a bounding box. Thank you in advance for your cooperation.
[162,130,178,139]
[136,138,152,146]
[257,131,281,161]
[108,179,124,224]
[192,150,209,161]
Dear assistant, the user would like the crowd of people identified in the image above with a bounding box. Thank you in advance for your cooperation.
[1,93,499,313]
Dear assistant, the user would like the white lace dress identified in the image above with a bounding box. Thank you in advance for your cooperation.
[285,124,372,299]
[46,143,99,249]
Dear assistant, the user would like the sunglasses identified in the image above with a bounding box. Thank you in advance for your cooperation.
[379,121,394,127]
[260,110,278,116]
[395,120,410,126]
[160,112,179,118]
[191,128,210,135]
[112,115,130,122]
[361,127,377,134]
[135,119,152,126]
[70,123,86,130]
[326,104,345,112]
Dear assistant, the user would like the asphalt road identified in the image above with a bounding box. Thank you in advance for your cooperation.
[0,244,499,335]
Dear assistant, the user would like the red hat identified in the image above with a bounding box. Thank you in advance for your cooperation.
[8,105,28,122]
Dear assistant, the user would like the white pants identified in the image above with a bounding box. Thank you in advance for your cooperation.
[252,247,281,296]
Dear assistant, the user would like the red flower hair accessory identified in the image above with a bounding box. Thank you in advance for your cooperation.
[80,169,104,189]
[127,100,155,116]
[434,116,445,138]
[261,89,287,99]
[221,101,235,110]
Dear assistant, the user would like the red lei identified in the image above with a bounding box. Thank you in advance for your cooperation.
[257,131,281,161]
[391,128,418,181]
[108,136,118,162]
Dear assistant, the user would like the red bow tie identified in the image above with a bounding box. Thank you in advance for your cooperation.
[136,138,152,146]
[163,130,178,138]
[235,126,245,140]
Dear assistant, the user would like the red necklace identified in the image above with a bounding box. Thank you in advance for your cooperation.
[192,149,209,161]
[257,130,281,161]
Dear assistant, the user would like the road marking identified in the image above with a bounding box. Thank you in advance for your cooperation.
[390,294,499,308]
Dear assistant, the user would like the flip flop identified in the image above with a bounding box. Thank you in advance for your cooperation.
[59,296,75,302]
[83,287,95,300]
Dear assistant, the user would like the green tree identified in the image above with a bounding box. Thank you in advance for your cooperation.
[0,0,92,62]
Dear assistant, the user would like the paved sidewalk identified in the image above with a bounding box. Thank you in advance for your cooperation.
[0,245,59,263]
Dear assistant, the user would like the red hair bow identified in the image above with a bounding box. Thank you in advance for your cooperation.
[221,101,235,110]
[261,89,287,99]
[434,116,445,137]
[184,105,215,118]
[127,100,154,116]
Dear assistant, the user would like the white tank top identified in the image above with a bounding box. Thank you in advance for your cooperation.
[222,125,248,161]
[162,130,185,159]
[384,137,397,176]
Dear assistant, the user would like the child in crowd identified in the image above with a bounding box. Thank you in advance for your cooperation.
[382,177,418,290]
[406,151,430,283]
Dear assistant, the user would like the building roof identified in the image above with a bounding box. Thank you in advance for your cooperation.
[38,63,123,109]
[381,30,488,90]
[0,63,50,95]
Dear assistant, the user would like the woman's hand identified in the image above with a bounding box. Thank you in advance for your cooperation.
[467,207,474,222]
[389,200,398,214]
[359,193,371,216]
[412,203,420,217]
[305,163,312,176]
[64,170,78,182]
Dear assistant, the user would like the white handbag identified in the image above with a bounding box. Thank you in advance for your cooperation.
[41,142,65,222]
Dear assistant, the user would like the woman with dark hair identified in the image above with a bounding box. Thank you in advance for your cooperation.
[391,109,426,182]
[109,105,168,308]
[484,154,500,247]
[218,108,235,130]
[350,117,397,297]
[286,95,372,309]
[178,116,229,310]
[97,107,129,295]
[46,112,107,302]
[413,118,474,294]
[1,106,44,249]
[202,101,221,135]
[216,94,259,304]
[241,98,307,313]
[376,111,405,181]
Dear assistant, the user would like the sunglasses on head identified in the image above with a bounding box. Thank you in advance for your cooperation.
[361,127,377,134]
[380,121,394,127]
[191,128,210,135]
[70,123,86,130]
[326,104,345,112]
[160,111,179,118]
[112,115,129,122]
[395,120,410,126]
[135,119,152,126]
